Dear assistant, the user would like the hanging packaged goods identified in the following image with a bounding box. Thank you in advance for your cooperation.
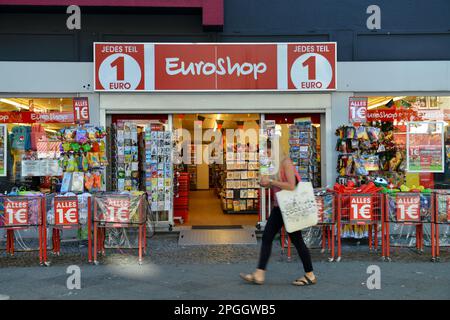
[58,126,108,193]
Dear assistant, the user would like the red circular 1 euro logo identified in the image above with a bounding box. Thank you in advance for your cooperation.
[288,43,336,90]
[95,43,145,91]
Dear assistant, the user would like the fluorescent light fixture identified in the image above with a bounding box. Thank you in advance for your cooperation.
[0,98,30,110]
[368,96,407,110]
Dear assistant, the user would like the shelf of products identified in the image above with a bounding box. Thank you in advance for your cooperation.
[187,144,198,190]
[144,123,172,222]
[289,119,320,187]
[222,139,260,214]
[173,172,189,223]
[114,121,140,191]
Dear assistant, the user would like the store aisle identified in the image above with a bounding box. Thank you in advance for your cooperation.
[187,190,258,226]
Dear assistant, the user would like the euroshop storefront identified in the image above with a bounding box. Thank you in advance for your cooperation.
[1,53,449,232]
[95,42,336,230]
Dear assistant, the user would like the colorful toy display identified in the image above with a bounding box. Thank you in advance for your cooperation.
[58,126,108,193]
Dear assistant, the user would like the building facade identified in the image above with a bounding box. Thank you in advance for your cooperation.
[0,0,449,229]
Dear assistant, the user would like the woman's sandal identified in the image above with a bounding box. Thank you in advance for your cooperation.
[240,273,264,285]
[292,275,317,286]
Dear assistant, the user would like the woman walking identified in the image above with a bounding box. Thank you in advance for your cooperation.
[240,142,316,286]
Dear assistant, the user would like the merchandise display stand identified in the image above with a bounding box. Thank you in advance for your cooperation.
[289,119,320,187]
[222,135,259,214]
[0,194,45,265]
[144,123,172,223]
[173,172,189,224]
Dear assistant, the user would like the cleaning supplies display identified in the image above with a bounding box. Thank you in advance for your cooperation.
[289,119,320,187]
[144,123,172,220]
[58,126,107,193]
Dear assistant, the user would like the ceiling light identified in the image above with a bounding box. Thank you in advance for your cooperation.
[368,96,407,110]
[0,98,30,110]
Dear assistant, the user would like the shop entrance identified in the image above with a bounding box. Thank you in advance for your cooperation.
[173,113,261,227]
[108,112,324,230]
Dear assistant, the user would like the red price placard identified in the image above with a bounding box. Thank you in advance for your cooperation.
[4,199,29,226]
[54,198,79,225]
[287,43,336,90]
[349,97,368,123]
[95,43,145,91]
[73,97,90,123]
[315,196,324,223]
[350,196,372,224]
[396,195,420,222]
[104,197,131,223]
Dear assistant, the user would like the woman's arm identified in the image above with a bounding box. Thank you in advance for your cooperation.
[269,159,297,191]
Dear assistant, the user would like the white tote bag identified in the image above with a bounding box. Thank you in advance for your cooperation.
[275,172,318,233]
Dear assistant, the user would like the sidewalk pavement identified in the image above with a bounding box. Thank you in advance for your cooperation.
[0,234,449,300]
[0,261,448,300]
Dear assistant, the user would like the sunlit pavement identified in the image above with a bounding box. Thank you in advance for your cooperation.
[1,234,449,300]
[0,260,448,300]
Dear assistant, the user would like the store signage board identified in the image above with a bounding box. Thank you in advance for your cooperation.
[349,195,372,225]
[94,42,337,91]
[4,199,28,226]
[367,108,450,122]
[73,97,90,124]
[396,194,420,222]
[406,121,445,173]
[0,112,74,124]
[349,97,367,123]
[54,197,79,226]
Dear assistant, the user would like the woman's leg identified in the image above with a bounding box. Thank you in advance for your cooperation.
[288,230,314,273]
[257,207,284,270]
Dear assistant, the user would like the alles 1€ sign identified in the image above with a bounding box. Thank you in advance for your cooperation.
[94,42,337,91]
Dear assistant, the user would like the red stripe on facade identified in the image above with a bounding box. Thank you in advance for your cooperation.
[0,0,224,27]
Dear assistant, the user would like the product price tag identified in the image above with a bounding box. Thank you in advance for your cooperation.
[396,194,420,222]
[103,197,131,224]
[350,196,372,224]
[4,199,29,226]
[54,197,79,225]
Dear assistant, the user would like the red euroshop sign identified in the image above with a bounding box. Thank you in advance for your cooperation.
[54,198,79,226]
[350,196,372,224]
[349,97,368,123]
[4,199,29,226]
[0,112,74,124]
[73,97,90,124]
[396,195,420,222]
[94,42,337,91]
